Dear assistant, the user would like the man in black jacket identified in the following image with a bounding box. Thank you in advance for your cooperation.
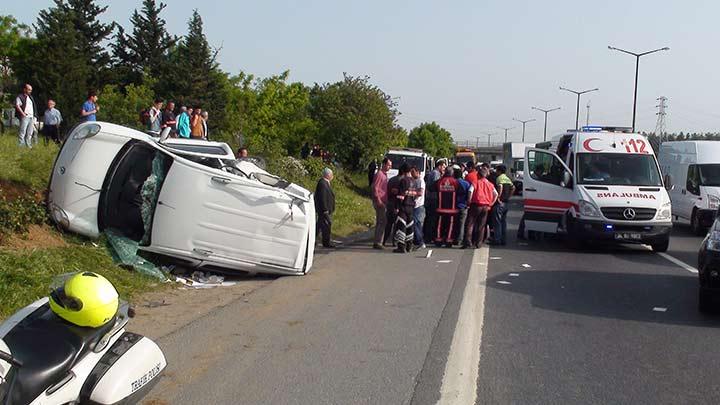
[315,167,336,248]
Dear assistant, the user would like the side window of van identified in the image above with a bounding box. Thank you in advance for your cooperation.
[528,150,564,186]
[687,165,700,195]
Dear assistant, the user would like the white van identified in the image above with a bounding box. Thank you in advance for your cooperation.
[522,126,672,252]
[48,122,315,276]
[385,148,432,179]
[658,141,720,235]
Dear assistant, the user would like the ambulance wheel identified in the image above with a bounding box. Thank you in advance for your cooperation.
[651,238,669,253]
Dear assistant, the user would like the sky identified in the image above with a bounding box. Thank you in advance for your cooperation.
[6,0,720,144]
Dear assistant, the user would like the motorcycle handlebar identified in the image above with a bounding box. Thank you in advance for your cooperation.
[0,350,22,368]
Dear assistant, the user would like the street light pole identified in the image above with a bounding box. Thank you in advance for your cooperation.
[608,45,669,132]
[475,136,481,148]
[531,106,561,142]
[512,118,536,142]
[559,86,599,130]
[497,126,515,143]
[485,133,497,147]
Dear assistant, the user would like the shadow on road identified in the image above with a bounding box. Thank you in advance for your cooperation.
[487,269,719,328]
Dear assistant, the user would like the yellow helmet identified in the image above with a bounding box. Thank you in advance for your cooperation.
[49,272,119,328]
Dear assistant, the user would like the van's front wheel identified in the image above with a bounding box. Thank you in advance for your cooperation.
[651,238,670,252]
[691,209,706,236]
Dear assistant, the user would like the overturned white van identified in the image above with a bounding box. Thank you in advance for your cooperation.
[48,122,315,276]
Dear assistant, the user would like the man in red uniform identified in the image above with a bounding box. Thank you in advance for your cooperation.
[463,167,498,248]
[435,167,460,247]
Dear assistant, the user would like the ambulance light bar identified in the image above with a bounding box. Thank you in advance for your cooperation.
[578,126,633,133]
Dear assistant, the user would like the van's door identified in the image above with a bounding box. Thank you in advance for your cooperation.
[142,159,311,274]
[522,148,575,234]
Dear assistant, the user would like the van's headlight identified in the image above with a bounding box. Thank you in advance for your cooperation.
[707,231,720,252]
[656,202,672,220]
[50,204,70,229]
[708,195,720,210]
[579,200,601,218]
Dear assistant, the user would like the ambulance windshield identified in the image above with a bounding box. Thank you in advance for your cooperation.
[577,153,662,186]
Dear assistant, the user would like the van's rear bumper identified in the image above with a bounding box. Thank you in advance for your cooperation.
[568,218,672,244]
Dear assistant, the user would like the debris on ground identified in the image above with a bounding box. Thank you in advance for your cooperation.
[174,270,237,289]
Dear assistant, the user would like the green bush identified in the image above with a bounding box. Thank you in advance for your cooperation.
[0,196,47,237]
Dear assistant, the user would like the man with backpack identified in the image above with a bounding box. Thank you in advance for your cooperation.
[14,83,37,148]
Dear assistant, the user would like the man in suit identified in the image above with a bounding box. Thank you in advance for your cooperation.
[315,167,336,248]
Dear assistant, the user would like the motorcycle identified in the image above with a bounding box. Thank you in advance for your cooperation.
[0,296,166,404]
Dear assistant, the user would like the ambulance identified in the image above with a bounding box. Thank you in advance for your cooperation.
[522,126,672,252]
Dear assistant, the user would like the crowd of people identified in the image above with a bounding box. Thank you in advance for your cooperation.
[371,158,514,253]
[12,83,212,147]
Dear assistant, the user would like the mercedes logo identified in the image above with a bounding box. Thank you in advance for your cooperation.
[623,208,636,220]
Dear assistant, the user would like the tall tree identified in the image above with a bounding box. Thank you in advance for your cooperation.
[111,0,176,87]
[0,15,32,104]
[160,10,227,131]
[310,74,406,169]
[408,122,455,158]
[46,0,115,86]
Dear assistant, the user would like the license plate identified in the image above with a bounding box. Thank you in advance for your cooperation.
[614,232,642,240]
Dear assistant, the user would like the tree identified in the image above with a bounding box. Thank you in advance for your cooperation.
[98,83,154,129]
[0,15,31,104]
[224,71,317,158]
[159,10,228,132]
[310,74,405,169]
[47,0,115,86]
[408,122,454,158]
[111,0,176,87]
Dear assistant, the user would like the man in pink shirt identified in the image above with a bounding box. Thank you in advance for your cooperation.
[372,157,392,249]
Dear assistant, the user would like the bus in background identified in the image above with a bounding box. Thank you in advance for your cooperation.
[455,148,476,168]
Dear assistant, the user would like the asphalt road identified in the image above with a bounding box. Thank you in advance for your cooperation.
[144,198,717,405]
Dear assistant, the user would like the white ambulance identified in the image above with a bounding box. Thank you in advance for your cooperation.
[522,126,672,251]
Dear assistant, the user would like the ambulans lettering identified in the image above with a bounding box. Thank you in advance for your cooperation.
[131,363,161,393]
[596,192,656,200]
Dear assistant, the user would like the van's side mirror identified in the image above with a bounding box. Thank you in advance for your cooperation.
[561,171,573,188]
[664,174,673,191]
[510,168,516,174]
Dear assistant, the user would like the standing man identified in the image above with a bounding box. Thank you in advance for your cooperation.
[424,158,447,243]
[385,168,402,246]
[463,167,498,248]
[14,83,36,147]
[161,101,177,134]
[315,168,336,248]
[453,165,472,245]
[149,99,163,132]
[435,167,459,247]
[80,90,99,122]
[411,166,426,250]
[372,157,391,249]
[42,99,62,144]
[237,147,249,158]
[393,164,416,253]
[490,165,515,245]
[191,107,204,138]
[201,111,209,140]
[176,106,191,138]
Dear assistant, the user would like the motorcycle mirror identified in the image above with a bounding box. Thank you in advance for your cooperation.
[158,127,171,144]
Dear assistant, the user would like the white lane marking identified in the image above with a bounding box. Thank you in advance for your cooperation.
[490,256,502,260]
[438,246,488,405]
[426,250,433,259]
[509,273,519,277]
[653,307,667,312]
[657,252,699,274]
[437,260,453,264]
[496,280,512,285]
[521,264,532,268]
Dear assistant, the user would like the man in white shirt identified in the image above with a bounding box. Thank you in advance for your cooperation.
[15,83,36,148]
[411,166,426,249]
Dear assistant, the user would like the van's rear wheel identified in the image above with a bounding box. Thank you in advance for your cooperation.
[651,238,669,252]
